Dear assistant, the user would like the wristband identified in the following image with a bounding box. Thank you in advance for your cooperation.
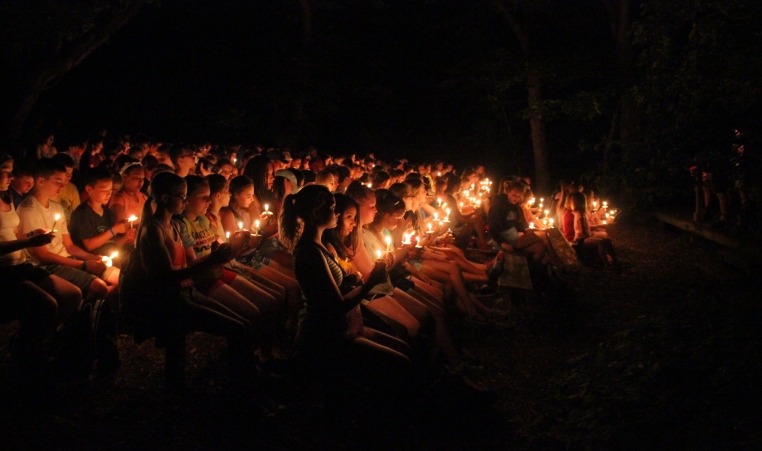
[81,260,87,271]
[109,227,115,238]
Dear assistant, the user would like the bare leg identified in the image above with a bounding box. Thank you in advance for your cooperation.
[37,275,82,325]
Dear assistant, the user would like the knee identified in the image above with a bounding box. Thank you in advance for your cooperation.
[89,279,109,299]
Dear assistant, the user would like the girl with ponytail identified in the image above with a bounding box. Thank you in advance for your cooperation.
[123,172,257,392]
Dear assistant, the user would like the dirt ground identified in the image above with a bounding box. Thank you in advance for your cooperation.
[1,218,760,451]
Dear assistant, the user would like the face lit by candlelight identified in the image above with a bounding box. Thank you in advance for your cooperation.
[339,205,358,239]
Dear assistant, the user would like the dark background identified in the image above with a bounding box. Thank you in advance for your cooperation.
[25,0,607,178]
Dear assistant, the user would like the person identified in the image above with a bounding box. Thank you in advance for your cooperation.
[321,193,412,358]
[220,175,302,315]
[18,159,116,304]
[488,180,549,263]
[109,162,148,224]
[283,185,410,417]
[0,153,81,365]
[123,171,260,397]
[176,175,272,328]
[50,153,81,225]
[69,167,136,265]
[9,158,35,208]
[169,144,196,177]
[565,192,620,269]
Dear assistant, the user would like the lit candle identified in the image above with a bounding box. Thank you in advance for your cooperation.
[542,218,548,228]
[540,198,544,203]
[549,218,554,226]
[225,231,231,242]
[375,249,383,261]
[238,221,244,231]
[427,222,433,234]
[529,223,535,229]
[53,213,61,229]
[433,212,438,221]
[402,233,411,245]
[459,202,463,210]
[539,203,543,208]
[263,203,270,214]
[101,251,119,267]
[128,215,138,228]
[602,220,608,225]
[384,236,392,252]
[445,208,451,216]
[254,219,260,234]
[544,209,549,217]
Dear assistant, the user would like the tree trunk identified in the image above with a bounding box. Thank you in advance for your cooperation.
[494,0,551,193]
[1,0,147,146]
[527,66,550,192]
[606,0,639,162]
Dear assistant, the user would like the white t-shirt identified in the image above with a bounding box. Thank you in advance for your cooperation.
[17,196,70,264]
[0,202,24,266]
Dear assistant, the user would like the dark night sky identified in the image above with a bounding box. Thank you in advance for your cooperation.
[28,0,606,176]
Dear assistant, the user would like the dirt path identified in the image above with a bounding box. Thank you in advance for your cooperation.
[1,220,759,450]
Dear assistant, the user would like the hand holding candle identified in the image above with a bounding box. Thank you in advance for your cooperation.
[101,251,119,267]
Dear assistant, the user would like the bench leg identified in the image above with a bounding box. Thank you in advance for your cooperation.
[165,334,186,390]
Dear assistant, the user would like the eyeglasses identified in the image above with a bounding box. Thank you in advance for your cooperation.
[170,194,187,201]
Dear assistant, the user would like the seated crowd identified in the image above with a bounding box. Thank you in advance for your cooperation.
[1,134,620,414]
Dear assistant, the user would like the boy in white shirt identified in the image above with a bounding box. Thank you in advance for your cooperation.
[18,159,118,304]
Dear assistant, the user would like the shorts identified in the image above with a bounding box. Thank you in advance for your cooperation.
[236,249,271,270]
[498,227,519,247]
[194,269,239,295]
[45,264,98,296]
[0,263,51,286]
[258,236,286,259]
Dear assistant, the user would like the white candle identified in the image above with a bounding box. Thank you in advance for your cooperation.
[427,223,433,233]
[549,218,554,226]
[445,208,451,216]
[433,212,438,221]
[101,251,119,267]
[263,203,270,214]
[53,213,61,230]
[128,215,138,228]
[544,209,549,217]
[402,233,411,245]
[375,249,383,261]
[254,219,260,234]
[238,221,244,231]
[384,236,392,252]
[529,223,535,229]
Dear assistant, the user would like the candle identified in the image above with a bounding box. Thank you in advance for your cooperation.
[384,236,392,252]
[375,249,383,261]
[101,251,119,267]
[402,233,411,245]
[529,223,535,229]
[540,198,544,203]
[433,212,438,221]
[254,219,260,234]
[225,231,231,242]
[53,213,61,230]
[459,202,463,210]
[544,209,549,217]
[445,208,451,216]
[128,214,138,228]
[427,223,433,234]
[263,203,270,214]
[538,203,543,208]
[548,218,554,226]
[238,221,244,231]
[602,220,608,224]
[542,218,548,228]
